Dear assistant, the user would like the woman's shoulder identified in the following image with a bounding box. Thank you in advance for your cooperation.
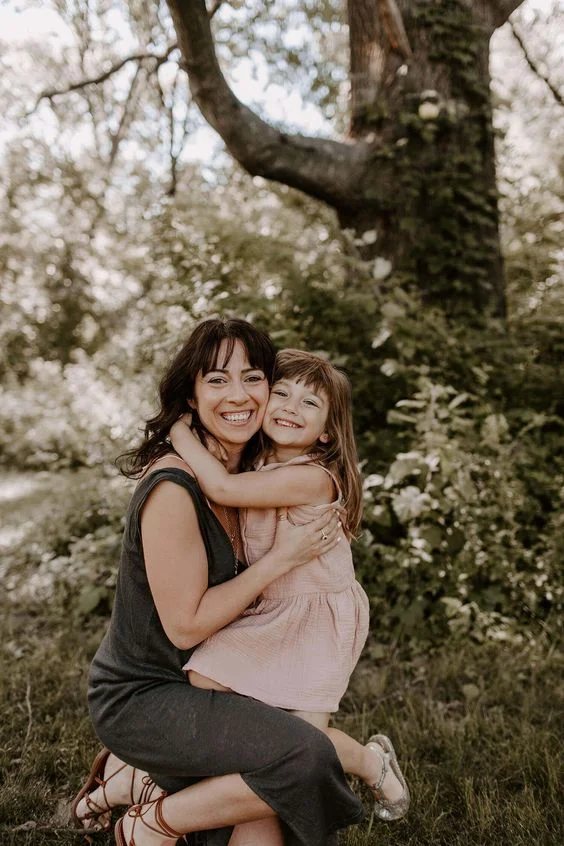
[139,453,196,482]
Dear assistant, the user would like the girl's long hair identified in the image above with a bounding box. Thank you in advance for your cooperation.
[118,318,276,478]
[272,350,363,537]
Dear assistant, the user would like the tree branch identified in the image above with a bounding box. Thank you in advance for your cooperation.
[165,0,371,209]
[473,1,526,33]
[510,22,563,107]
[28,45,179,116]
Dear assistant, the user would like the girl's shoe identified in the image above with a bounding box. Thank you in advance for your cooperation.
[114,796,181,846]
[71,747,162,832]
[366,734,410,821]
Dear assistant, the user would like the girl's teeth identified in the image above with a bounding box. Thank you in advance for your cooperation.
[276,420,299,428]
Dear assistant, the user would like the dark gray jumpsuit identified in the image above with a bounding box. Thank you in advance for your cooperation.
[88,469,364,846]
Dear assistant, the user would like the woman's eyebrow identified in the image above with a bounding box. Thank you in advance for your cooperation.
[207,367,264,374]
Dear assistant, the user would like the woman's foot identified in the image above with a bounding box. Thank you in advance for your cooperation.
[72,749,165,832]
[364,734,410,821]
[115,796,183,846]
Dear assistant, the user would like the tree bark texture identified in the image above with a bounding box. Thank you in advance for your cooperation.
[166,0,525,319]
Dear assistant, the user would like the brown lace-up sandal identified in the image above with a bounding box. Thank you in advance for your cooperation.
[114,795,181,846]
[366,734,410,822]
[71,748,163,832]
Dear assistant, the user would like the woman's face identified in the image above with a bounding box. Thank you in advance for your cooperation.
[191,340,269,453]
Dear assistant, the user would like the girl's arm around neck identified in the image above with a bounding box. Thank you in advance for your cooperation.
[170,421,333,507]
[140,478,341,650]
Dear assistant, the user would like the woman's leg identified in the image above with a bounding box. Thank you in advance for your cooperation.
[228,819,284,846]
[73,753,165,831]
[118,772,277,845]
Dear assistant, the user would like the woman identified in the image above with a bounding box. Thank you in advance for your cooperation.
[74,318,365,846]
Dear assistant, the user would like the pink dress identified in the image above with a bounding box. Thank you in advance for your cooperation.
[184,455,370,712]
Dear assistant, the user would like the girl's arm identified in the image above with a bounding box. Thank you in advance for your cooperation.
[141,464,341,650]
[170,419,333,507]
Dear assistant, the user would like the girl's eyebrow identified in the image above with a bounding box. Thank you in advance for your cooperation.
[273,380,326,403]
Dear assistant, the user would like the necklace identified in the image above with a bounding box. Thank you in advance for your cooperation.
[221,506,240,575]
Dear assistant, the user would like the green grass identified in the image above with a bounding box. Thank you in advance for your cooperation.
[1,472,563,845]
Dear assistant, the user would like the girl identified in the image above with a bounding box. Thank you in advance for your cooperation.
[170,349,409,823]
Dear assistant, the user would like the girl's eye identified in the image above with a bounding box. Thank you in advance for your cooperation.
[272,390,287,397]
[304,399,319,407]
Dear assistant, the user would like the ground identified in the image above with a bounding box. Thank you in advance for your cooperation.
[0,471,562,845]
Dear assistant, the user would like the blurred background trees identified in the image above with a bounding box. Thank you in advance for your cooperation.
[1,0,562,648]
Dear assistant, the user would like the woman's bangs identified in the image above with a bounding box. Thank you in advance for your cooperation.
[200,324,271,376]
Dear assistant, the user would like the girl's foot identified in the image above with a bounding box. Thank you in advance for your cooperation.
[72,749,165,832]
[115,796,183,846]
[364,734,410,821]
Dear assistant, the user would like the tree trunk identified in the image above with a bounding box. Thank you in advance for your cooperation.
[167,0,523,320]
[342,0,506,318]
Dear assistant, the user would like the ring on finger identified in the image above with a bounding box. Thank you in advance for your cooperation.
[321,531,329,541]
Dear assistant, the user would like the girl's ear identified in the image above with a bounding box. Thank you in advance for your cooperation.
[319,432,329,444]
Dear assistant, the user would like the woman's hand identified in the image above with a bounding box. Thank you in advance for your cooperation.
[270,508,341,574]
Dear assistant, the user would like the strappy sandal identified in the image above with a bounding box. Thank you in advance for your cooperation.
[114,795,182,846]
[366,734,410,821]
[71,747,163,832]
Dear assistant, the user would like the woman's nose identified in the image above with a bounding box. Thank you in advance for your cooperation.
[228,379,250,403]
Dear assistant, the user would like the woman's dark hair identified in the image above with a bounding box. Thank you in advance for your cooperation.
[118,318,277,477]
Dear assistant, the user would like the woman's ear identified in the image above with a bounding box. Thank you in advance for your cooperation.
[187,398,196,410]
[319,432,329,444]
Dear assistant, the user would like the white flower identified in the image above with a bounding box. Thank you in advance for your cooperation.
[373,257,393,280]
[391,487,432,522]
[418,102,440,121]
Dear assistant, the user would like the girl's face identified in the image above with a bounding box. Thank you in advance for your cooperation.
[263,378,329,457]
[191,340,269,454]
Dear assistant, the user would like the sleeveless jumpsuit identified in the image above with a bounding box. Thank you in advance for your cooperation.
[87,468,364,846]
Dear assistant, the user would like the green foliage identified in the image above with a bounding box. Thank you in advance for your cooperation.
[1,469,131,619]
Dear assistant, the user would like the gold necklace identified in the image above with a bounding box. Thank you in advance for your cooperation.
[221,506,240,575]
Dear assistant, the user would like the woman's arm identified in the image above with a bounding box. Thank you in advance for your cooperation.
[170,420,332,507]
[141,478,340,650]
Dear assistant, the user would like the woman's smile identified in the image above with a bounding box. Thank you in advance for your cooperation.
[192,340,269,453]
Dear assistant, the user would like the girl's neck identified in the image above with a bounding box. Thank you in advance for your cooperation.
[266,444,315,465]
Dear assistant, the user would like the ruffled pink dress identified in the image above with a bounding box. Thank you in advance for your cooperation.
[184,455,370,712]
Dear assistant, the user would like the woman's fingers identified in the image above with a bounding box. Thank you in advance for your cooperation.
[308,509,342,554]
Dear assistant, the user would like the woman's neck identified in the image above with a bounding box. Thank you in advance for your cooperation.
[222,445,244,474]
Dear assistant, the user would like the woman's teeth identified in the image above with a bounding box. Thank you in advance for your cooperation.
[221,411,252,423]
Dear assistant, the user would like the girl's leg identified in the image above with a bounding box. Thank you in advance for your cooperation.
[188,670,232,692]
[289,710,405,804]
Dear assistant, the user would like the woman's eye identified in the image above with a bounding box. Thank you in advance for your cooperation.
[246,374,264,383]
[208,377,226,384]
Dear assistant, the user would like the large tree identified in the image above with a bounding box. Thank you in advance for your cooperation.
[165,0,533,319]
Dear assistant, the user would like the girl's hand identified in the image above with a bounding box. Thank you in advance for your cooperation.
[271,508,341,574]
[169,413,194,445]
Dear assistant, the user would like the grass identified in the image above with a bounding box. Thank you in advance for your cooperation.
[1,471,563,845]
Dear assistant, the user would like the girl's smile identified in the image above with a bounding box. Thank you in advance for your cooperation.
[264,378,329,460]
